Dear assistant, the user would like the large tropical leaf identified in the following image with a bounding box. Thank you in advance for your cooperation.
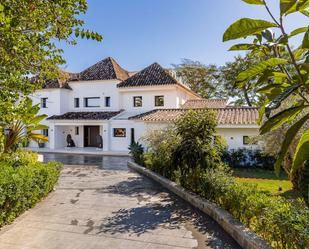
[260,105,309,134]
[302,30,309,49]
[275,113,309,173]
[241,0,264,5]
[27,124,49,132]
[280,0,297,15]
[283,0,309,15]
[236,58,288,83]
[300,9,309,17]
[292,129,309,171]
[28,114,48,124]
[223,18,278,42]
[229,43,263,51]
[265,84,300,116]
[289,26,308,37]
[29,133,49,142]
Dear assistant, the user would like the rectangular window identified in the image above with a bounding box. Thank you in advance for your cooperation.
[74,98,80,108]
[105,96,111,107]
[75,127,79,135]
[113,128,126,137]
[84,97,100,107]
[155,95,164,107]
[42,129,48,137]
[243,136,250,145]
[133,96,142,107]
[41,98,48,108]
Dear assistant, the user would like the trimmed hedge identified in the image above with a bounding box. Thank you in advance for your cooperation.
[201,168,309,249]
[0,154,62,227]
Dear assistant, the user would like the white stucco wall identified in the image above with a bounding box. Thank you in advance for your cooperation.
[217,126,259,150]
[68,80,120,112]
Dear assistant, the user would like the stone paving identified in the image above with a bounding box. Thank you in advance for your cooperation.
[0,155,241,249]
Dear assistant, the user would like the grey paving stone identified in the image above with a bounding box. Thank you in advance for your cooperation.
[0,154,241,249]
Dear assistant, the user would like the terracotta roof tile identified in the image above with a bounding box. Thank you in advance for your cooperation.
[182,99,228,108]
[47,111,121,120]
[129,107,259,125]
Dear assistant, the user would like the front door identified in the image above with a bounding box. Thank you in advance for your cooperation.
[84,126,100,147]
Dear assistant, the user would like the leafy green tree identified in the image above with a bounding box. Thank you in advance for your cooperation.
[172,59,224,98]
[0,98,48,153]
[172,110,226,192]
[0,0,102,121]
[223,0,309,201]
[220,54,268,106]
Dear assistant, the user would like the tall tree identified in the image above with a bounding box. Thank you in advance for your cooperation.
[219,54,267,106]
[172,59,223,99]
[0,0,102,121]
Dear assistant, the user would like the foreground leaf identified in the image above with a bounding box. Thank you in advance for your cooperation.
[280,0,297,15]
[289,26,308,37]
[284,0,309,15]
[241,0,264,5]
[236,58,288,83]
[223,18,278,42]
[275,113,309,173]
[302,30,309,49]
[260,105,309,134]
[265,85,300,115]
[229,43,263,51]
[29,133,49,142]
[292,129,309,172]
[27,124,49,131]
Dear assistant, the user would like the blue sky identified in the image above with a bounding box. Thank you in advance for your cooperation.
[60,0,308,72]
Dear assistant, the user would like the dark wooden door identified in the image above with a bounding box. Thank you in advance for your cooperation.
[84,126,100,147]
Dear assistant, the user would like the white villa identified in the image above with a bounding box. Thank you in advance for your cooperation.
[30,57,259,154]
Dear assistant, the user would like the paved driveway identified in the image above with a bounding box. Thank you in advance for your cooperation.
[0,155,240,249]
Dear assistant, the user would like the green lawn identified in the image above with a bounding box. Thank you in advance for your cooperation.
[233,168,299,199]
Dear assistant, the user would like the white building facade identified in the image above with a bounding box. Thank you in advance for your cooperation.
[30,57,260,153]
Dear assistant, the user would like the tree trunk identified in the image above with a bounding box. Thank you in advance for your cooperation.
[243,88,252,106]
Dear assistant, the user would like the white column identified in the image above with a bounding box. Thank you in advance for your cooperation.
[49,124,56,149]
[102,123,109,151]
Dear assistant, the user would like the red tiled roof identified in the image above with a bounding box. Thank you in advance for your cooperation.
[129,107,259,125]
[182,99,228,108]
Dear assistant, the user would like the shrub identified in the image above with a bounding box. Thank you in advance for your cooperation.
[128,141,144,165]
[222,148,276,170]
[172,110,226,191]
[200,168,309,249]
[0,149,39,168]
[142,128,180,179]
[0,154,62,227]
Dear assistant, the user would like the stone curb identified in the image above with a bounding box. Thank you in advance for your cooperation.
[128,161,272,249]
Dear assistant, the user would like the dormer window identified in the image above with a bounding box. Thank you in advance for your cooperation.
[133,96,142,107]
[84,97,100,107]
[155,96,164,107]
